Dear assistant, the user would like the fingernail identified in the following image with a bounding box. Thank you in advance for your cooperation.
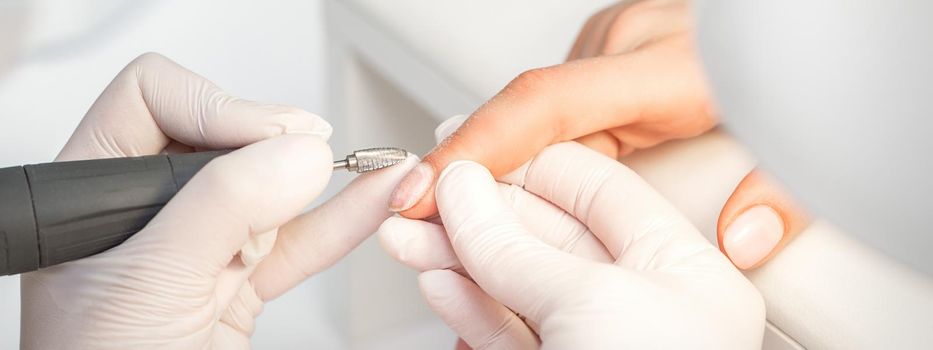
[285,111,333,141]
[389,163,433,212]
[723,205,784,269]
[287,119,333,140]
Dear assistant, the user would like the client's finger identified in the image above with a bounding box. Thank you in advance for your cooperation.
[392,43,710,219]
[718,169,810,270]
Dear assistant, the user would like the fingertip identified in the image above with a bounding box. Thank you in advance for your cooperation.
[433,160,501,214]
[391,114,469,218]
[280,110,334,141]
[227,134,333,208]
[721,205,784,270]
[379,217,459,271]
[389,162,435,214]
[436,160,493,192]
[377,217,410,259]
[275,134,334,184]
[395,189,439,219]
[717,169,810,270]
[212,103,332,147]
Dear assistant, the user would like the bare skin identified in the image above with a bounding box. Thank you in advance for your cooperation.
[389,0,809,270]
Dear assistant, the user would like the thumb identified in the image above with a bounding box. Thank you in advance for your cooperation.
[717,169,811,269]
[130,134,333,277]
[435,160,581,322]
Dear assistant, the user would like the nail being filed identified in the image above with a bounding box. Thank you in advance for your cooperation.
[333,147,409,173]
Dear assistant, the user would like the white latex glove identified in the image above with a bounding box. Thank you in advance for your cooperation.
[380,141,765,349]
[20,53,418,349]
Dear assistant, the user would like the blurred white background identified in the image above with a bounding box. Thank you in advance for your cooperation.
[0,0,451,348]
[0,0,328,165]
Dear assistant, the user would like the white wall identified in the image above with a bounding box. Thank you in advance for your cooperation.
[0,0,356,348]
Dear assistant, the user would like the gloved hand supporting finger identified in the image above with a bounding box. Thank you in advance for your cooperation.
[519,142,710,268]
[434,160,582,322]
[379,217,461,272]
[419,269,540,350]
[380,181,612,274]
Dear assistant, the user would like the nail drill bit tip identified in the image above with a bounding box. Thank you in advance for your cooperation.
[333,147,409,173]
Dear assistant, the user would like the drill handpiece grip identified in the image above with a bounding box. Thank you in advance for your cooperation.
[0,151,226,276]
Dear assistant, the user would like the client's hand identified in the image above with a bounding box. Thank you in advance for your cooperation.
[390,0,811,270]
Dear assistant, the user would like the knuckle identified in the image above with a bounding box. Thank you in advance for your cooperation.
[496,67,561,113]
[508,67,558,95]
[122,52,182,97]
[129,52,171,70]
[603,5,658,53]
[609,11,637,32]
[580,8,605,31]
[619,0,660,20]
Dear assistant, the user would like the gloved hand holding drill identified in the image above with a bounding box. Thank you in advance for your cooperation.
[20,53,418,349]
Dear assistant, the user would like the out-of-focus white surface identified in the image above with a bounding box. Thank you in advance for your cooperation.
[343,0,618,106]
[0,1,347,348]
[0,1,29,75]
[19,0,133,57]
[0,0,328,166]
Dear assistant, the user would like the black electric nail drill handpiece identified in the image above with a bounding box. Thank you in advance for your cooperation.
[0,151,227,276]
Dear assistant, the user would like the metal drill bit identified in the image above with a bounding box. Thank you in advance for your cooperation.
[333,147,409,173]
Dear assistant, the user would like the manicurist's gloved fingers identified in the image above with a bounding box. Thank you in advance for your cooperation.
[57,52,331,161]
[131,134,333,278]
[434,160,581,321]
[520,142,709,268]
[379,217,461,272]
[418,270,540,350]
[499,183,614,262]
[390,36,712,219]
[249,155,420,301]
[718,169,811,269]
[379,182,613,273]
